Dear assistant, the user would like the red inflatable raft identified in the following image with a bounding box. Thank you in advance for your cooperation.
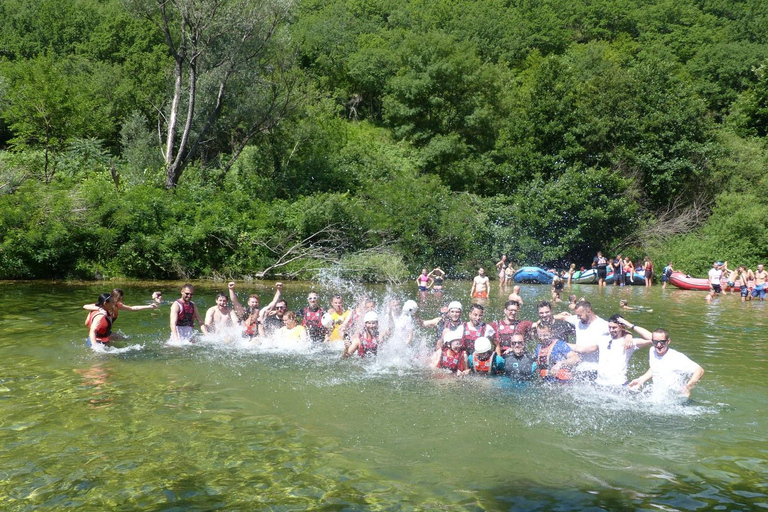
[669,271,735,291]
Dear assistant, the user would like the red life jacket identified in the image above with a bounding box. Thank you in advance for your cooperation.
[86,310,113,344]
[537,342,571,381]
[357,331,378,357]
[462,321,487,353]
[302,306,325,341]
[439,347,463,372]
[494,320,518,351]
[243,310,259,337]
[176,299,195,327]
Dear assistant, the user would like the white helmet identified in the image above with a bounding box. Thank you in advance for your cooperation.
[402,300,418,314]
[363,311,378,323]
[321,312,334,329]
[447,301,463,311]
[474,337,493,354]
[443,329,463,345]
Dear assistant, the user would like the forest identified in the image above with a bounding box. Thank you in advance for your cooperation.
[0,0,767,281]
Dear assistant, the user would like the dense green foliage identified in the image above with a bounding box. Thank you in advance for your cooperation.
[0,0,767,280]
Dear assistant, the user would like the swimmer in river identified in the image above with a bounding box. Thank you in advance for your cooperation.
[152,291,163,304]
[619,299,653,313]
[628,328,705,398]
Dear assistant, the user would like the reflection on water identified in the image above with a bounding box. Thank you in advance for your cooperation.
[0,280,766,510]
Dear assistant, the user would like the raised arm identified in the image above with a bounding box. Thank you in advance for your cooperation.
[228,282,245,318]
[258,283,283,322]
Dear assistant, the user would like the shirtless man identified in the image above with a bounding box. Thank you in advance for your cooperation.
[204,293,240,333]
[170,284,206,342]
[471,268,490,299]
[752,264,767,301]
[507,285,524,306]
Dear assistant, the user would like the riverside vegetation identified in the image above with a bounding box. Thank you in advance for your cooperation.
[1,0,767,282]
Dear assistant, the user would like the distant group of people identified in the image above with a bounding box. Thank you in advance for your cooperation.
[591,252,654,287]
[706,261,768,302]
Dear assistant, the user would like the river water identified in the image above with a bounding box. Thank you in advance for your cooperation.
[0,279,765,511]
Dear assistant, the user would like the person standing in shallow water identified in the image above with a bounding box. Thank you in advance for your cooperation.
[593,251,608,287]
[471,268,490,299]
[629,328,705,398]
[429,267,446,293]
[204,293,239,333]
[170,284,206,342]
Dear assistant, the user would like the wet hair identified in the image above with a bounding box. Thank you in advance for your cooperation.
[576,300,592,311]
[470,304,484,313]
[181,283,194,291]
[112,288,124,299]
[216,293,227,300]
[653,328,669,338]
[276,299,288,308]
[504,300,521,309]
[608,314,624,323]
[619,299,628,305]
[537,300,551,310]
[568,295,577,303]
[283,311,297,323]
[248,294,259,300]
[96,293,112,307]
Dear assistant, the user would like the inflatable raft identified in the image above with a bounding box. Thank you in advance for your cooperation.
[513,267,558,284]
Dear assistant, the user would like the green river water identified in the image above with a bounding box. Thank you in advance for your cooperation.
[0,279,766,511]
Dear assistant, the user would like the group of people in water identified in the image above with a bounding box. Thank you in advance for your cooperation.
[705,260,768,302]
[83,277,705,398]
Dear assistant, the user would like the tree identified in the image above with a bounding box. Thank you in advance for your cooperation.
[127,0,299,188]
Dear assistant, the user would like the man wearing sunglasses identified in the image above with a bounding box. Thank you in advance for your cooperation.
[503,333,536,381]
[170,284,206,343]
[567,315,652,387]
[261,299,289,338]
[628,329,705,398]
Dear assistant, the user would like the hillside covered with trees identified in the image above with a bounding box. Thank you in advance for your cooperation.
[1,0,767,281]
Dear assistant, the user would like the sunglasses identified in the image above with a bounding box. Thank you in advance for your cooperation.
[276,306,286,310]
[653,339,669,346]
[510,341,525,347]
